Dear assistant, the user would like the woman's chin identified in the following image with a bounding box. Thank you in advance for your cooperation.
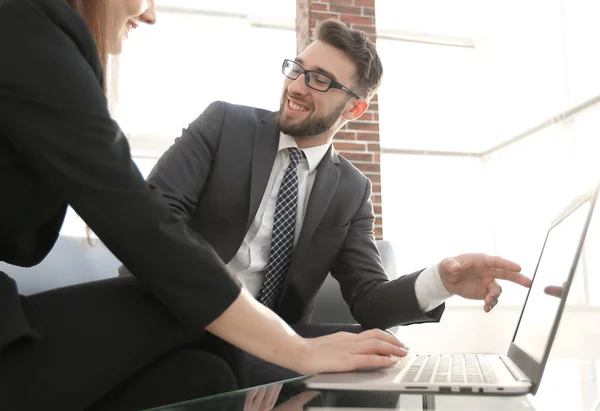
[107,41,124,56]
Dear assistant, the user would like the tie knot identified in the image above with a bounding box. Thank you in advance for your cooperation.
[287,147,304,167]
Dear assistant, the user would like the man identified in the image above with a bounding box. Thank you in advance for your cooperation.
[128,19,531,384]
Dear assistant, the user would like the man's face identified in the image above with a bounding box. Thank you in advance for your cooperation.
[277,40,358,139]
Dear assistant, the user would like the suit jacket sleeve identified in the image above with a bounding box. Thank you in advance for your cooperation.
[0,1,240,331]
[330,179,444,330]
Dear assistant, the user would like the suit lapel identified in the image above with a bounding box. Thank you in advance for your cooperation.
[295,146,341,247]
[246,112,279,232]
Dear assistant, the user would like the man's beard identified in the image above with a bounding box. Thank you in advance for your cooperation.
[276,95,347,138]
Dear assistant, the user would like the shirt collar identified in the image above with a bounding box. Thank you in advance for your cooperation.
[277,133,330,174]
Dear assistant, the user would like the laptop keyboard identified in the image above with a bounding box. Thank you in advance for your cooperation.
[400,354,498,384]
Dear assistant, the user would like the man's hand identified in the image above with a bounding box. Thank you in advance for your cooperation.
[544,283,565,299]
[438,253,532,312]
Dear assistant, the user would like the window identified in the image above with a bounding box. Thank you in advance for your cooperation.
[60,1,296,239]
[376,0,600,306]
[115,4,296,157]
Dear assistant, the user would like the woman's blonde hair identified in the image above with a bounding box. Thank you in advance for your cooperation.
[65,0,111,244]
[65,0,109,87]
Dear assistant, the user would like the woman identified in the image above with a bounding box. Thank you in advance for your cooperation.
[0,0,406,410]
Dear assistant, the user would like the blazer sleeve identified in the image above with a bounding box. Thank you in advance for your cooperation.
[330,179,444,330]
[0,1,240,330]
[145,101,226,223]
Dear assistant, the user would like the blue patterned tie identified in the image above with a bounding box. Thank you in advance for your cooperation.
[258,147,304,309]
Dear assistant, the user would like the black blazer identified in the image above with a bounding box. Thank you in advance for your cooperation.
[0,0,240,351]
[147,101,445,329]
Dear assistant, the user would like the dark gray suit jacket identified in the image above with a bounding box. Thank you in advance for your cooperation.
[147,101,444,329]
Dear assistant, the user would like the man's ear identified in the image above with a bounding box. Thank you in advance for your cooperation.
[343,99,369,121]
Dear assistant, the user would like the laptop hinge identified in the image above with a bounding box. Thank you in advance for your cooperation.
[500,356,531,382]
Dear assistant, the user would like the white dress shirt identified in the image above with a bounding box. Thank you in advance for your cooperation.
[226,133,451,313]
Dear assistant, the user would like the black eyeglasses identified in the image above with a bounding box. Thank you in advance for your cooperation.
[282,59,363,100]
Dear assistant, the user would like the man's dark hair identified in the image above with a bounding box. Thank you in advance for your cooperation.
[315,18,383,100]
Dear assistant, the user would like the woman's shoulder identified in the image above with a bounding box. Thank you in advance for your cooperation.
[0,0,106,118]
[0,0,102,90]
[0,0,96,53]
[1,0,73,19]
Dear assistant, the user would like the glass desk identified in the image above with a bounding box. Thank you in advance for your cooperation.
[143,278,600,411]
[144,358,600,411]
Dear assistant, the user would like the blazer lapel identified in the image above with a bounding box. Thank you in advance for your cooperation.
[295,146,341,246]
[246,112,279,232]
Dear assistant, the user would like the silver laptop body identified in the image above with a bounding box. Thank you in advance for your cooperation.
[306,184,599,396]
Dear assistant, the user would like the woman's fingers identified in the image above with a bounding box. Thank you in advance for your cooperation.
[265,384,282,410]
[244,388,259,411]
[304,330,413,375]
[318,329,407,348]
[349,338,409,357]
[355,328,408,348]
[245,386,268,411]
[341,354,400,372]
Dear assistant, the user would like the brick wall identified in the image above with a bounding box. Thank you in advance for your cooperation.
[296,0,383,239]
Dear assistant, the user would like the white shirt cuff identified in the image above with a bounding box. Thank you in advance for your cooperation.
[414,264,453,312]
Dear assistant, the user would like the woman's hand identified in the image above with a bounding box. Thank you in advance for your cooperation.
[207,290,408,375]
[244,384,282,411]
[292,328,409,375]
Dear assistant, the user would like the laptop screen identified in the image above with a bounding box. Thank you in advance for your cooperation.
[512,200,591,361]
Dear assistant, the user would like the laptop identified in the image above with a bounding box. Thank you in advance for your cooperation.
[306,184,599,396]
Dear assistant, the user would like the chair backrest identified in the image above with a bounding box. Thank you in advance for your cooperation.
[310,239,397,324]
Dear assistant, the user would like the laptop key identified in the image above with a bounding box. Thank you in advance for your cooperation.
[467,374,483,383]
[417,372,433,382]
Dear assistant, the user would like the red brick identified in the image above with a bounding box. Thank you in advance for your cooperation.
[362,7,375,16]
[371,182,381,191]
[334,130,356,140]
[372,194,382,204]
[355,0,375,6]
[340,14,374,26]
[329,4,362,15]
[326,0,355,5]
[355,163,380,173]
[339,152,373,162]
[374,153,381,163]
[311,3,329,11]
[334,141,366,151]
[347,121,379,132]
[312,11,341,21]
[366,173,380,183]
[367,143,380,152]
[373,205,382,214]
[355,133,379,141]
